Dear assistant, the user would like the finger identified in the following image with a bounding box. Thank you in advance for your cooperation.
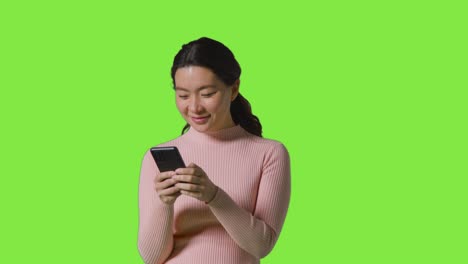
[155,171,176,183]
[180,190,202,199]
[175,182,205,192]
[155,178,177,191]
[172,174,202,184]
[187,162,198,168]
[158,186,180,196]
[175,167,197,175]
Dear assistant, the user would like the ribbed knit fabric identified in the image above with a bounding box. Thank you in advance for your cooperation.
[138,124,291,264]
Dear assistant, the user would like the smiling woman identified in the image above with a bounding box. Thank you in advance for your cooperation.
[174,66,238,133]
[137,37,291,264]
[171,37,262,137]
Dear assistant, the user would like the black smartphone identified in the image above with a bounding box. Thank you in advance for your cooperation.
[150,146,186,172]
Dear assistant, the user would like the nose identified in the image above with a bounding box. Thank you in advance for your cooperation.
[188,96,204,113]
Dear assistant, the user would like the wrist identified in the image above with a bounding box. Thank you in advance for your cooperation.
[205,185,219,204]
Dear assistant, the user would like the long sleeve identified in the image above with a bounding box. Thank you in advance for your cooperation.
[137,125,291,264]
[137,150,174,264]
[207,143,291,258]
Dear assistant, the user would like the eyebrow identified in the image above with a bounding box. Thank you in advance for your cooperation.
[174,85,216,91]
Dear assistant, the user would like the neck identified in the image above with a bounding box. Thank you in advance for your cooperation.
[185,124,246,142]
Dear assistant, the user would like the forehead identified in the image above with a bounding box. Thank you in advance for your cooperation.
[174,66,220,90]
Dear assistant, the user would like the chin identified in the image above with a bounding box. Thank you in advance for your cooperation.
[188,122,211,132]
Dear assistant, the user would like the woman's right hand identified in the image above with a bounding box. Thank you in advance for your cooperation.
[154,171,180,205]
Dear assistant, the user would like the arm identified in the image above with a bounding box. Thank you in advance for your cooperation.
[207,143,291,258]
[137,150,174,264]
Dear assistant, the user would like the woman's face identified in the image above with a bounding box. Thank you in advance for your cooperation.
[174,66,239,133]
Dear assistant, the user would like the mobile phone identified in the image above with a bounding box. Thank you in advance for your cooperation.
[150,146,186,172]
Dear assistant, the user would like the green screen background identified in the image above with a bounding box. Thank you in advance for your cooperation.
[1,1,466,263]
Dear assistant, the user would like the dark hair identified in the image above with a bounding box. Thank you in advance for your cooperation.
[171,37,262,137]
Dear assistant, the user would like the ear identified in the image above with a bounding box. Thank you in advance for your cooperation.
[231,79,240,101]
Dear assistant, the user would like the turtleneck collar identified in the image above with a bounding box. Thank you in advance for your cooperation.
[184,124,247,142]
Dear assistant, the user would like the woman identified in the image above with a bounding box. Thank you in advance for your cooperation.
[138,37,291,264]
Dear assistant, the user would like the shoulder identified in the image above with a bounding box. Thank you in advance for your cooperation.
[245,135,291,175]
[243,133,290,159]
[246,131,288,149]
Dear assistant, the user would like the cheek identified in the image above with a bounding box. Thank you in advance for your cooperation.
[217,95,232,111]
[204,99,223,112]
[175,100,186,113]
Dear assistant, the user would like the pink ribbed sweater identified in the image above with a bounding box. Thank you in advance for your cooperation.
[138,125,290,264]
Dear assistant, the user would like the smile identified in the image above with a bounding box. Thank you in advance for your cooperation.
[191,116,210,124]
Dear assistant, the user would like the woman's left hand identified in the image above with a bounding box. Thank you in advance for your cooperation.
[173,163,218,203]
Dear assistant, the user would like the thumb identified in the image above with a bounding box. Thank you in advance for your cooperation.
[187,162,198,168]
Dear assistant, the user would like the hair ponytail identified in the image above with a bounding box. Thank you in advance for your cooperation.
[230,93,262,137]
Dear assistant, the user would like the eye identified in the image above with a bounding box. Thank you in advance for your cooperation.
[201,92,216,98]
[178,95,189,99]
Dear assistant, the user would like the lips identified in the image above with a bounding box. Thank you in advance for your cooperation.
[191,115,210,124]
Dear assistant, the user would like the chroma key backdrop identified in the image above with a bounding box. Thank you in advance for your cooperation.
[0,0,466,263]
